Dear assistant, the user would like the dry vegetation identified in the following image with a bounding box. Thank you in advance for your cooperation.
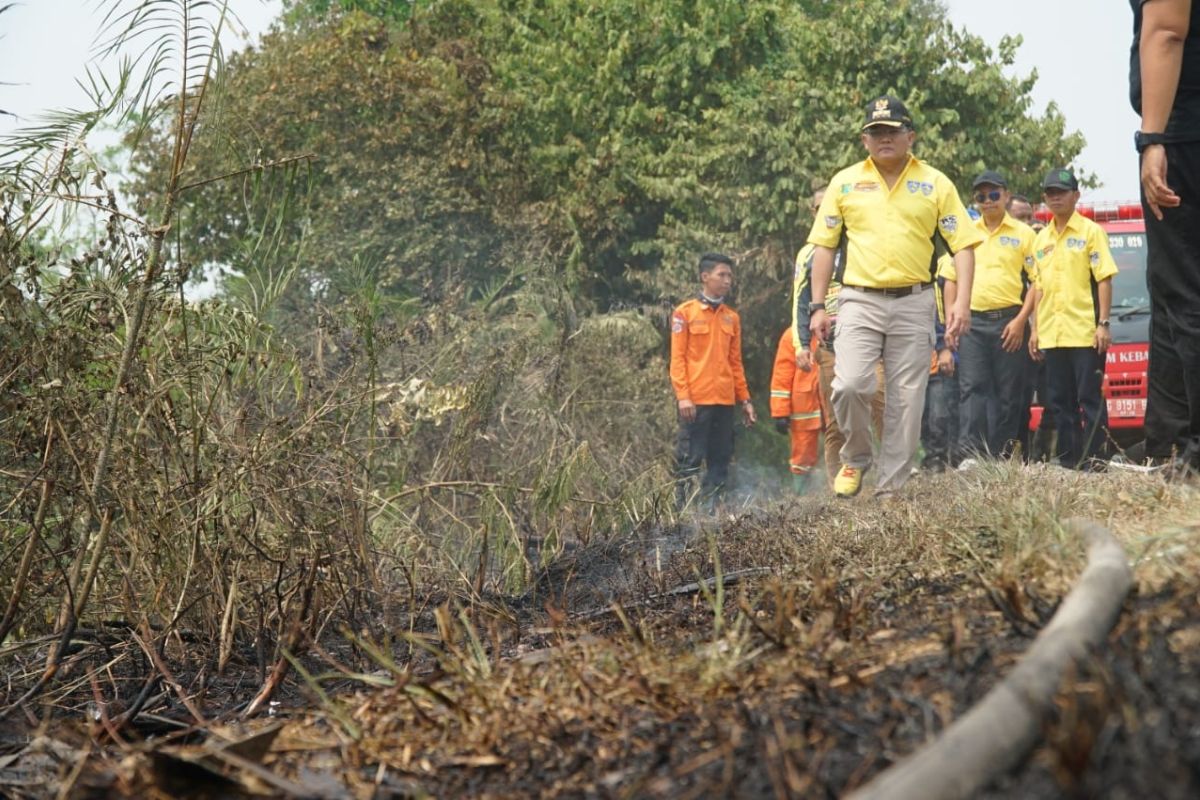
[4,461,1198,798]
[2,3,1198,798]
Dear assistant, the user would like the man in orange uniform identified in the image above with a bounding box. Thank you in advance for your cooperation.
[769,330,822,493]
[670,253,756,509]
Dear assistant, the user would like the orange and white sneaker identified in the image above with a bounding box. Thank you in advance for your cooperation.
[833,465,867,497]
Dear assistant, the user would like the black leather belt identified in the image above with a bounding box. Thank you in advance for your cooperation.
[843,282,932,298]
[970,305,1022,320]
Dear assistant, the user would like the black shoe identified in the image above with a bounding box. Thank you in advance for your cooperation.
[921,458,946,474]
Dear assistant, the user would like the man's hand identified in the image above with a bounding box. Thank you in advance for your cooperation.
[1000,318,1025,352]
[809,309,831,345]
[1142,144,1180,221]
[937,348,955,376]
[795,348,814,372]
[1028,331,1043,363]
[774,417,789,434]
[678,399,697,423]
[741,400,757,426]
[945,302,972,342]
[1094,325,1112,354]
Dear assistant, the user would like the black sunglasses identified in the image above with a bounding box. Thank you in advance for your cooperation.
[973,190,1003,203]
[864,125,908,138]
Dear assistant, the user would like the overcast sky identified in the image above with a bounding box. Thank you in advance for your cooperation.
[1,1,1141,201]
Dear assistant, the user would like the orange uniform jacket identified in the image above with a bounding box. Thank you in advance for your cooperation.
[769,331,822,474]
[670,299,750,406]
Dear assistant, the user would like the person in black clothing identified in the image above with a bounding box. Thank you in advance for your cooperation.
[1131,0,1200,472]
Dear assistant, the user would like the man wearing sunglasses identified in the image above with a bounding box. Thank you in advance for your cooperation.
[807,95,982,498]
[939,171,1037,464]
[1029,168,1119,470]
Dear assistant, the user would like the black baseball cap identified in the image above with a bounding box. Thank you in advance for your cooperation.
[1042,168,1079,191]
[862,95,913,130]
[971,170,1007,189]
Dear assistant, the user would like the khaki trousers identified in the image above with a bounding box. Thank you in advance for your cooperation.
[832,285,936,492]
[815,346,885,484]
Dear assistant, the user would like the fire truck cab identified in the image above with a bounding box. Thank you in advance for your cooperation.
[1029,202,1149,446]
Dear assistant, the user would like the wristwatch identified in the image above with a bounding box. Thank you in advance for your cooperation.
[1135,131,1168,152]
[808,302,826,313]
[1098,319,1111,328]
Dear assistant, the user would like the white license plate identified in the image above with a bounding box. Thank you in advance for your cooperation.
[1107,398,1146,418]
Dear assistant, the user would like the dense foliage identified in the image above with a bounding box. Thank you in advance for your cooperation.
[1,0,1088,716]
[129,0,1085,316]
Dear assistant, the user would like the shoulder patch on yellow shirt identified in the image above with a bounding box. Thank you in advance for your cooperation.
[824,215,841,228]
[939,214,958,233]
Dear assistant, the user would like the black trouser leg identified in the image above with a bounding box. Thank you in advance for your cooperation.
[992,331,1027,458]
[923,372,945,466]
[1017,345,1035,459]
[1073,349,1108,463]
[1044,347,1107,468]
[675,408,712,508]
[1145,309,1193,459]
[958,311,1025,457]
[699,405,735,498]
[957,325,991,457]
[1044,348,1081,467]
[1143,140,1200,465]
[674,405,734,507]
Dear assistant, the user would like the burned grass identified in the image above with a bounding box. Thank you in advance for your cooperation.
[4,465,1200,798]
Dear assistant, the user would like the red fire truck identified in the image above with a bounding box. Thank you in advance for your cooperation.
[1029,202,1149,446]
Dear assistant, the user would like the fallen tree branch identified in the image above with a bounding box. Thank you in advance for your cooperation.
[846,519,1133,800]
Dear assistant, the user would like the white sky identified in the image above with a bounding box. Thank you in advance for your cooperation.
[2,0,1140,201]
[941,0,1142,202]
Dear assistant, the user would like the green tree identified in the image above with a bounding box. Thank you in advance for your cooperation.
[126,0,1085,348]
[282,0,426,25]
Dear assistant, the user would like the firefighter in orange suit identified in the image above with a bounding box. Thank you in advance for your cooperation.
[770,330,822,493]
[670,253,756,510]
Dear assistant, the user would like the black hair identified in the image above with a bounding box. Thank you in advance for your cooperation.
[698,252,734,277]
[1009,193,1031,206]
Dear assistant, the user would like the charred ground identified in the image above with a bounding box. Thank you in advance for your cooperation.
[3,464,1198,799]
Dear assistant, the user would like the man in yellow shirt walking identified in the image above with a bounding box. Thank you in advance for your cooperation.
[790,187,886,486]
[1029,169,1119,470]
[807,95,982,497]
[940,171,1037,462]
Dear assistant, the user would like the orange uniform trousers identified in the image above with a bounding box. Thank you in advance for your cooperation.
[770,331,822,475]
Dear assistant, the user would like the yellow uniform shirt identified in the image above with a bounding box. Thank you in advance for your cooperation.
[807,155,983,288]
[939,213,1036,311]
[1032,212,1119,349]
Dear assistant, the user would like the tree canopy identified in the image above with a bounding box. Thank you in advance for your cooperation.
[126,0,1085,324]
